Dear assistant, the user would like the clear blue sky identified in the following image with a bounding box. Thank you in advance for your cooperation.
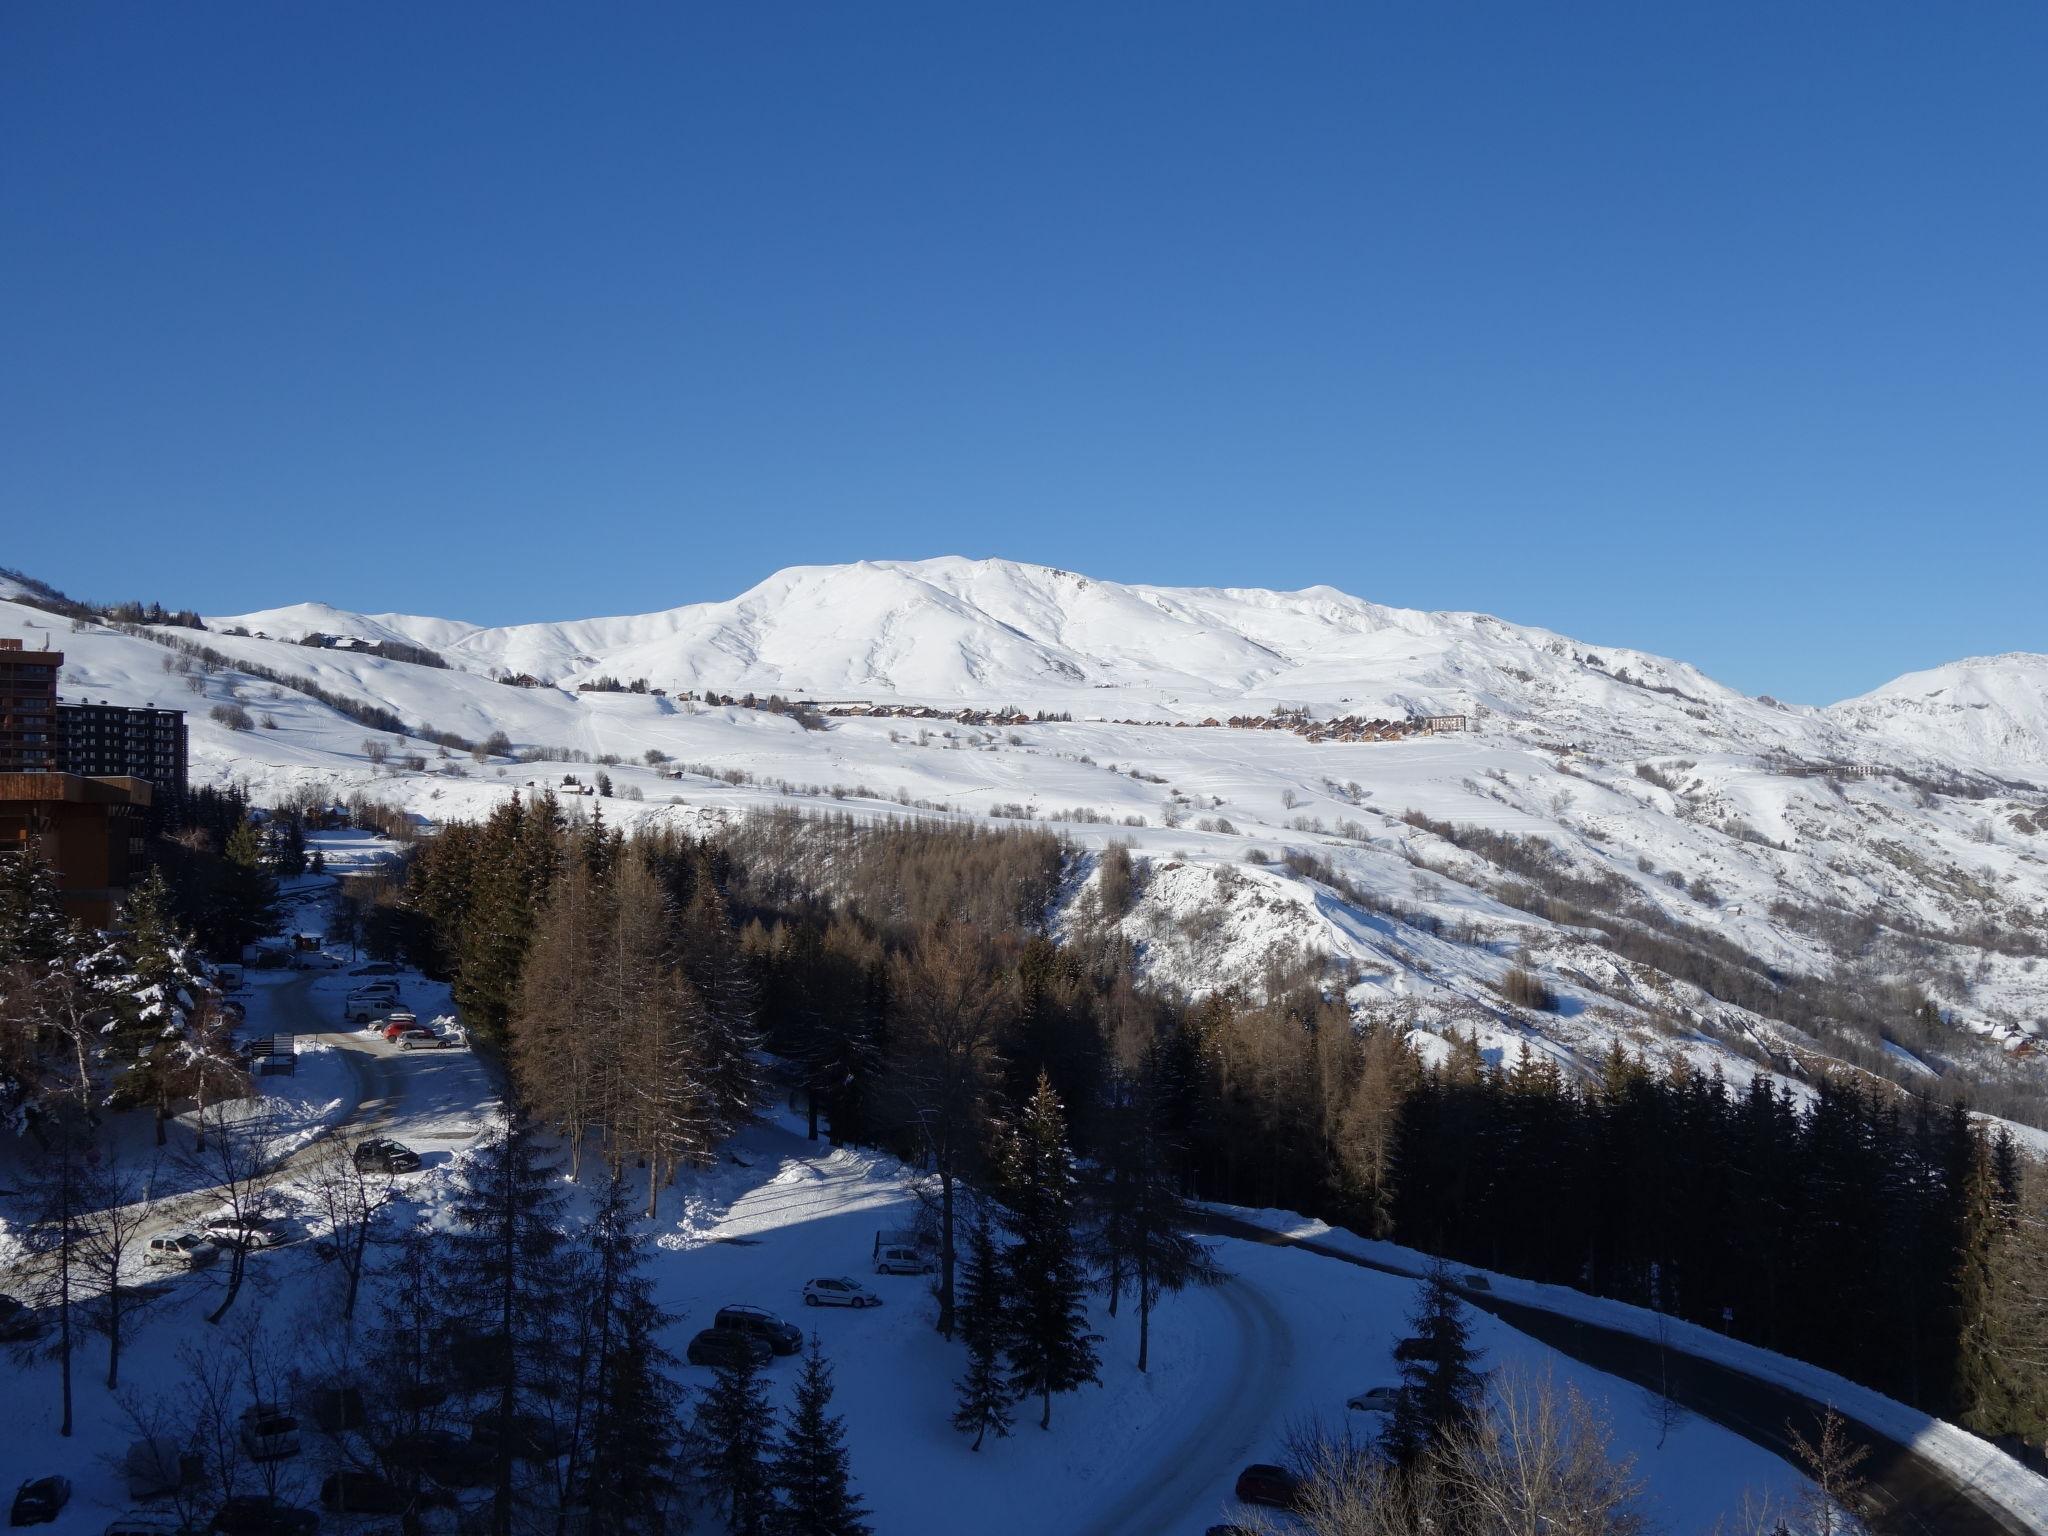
[3,3,2043,703]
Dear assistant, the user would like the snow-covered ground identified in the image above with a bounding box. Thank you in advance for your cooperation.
[633,1112,1809,1535]
[1217,1203,2048,1534]
[11,564,2048,1130]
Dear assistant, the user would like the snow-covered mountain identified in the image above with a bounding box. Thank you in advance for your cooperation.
[11,556,2048,1136]
[1829,653,2048,777]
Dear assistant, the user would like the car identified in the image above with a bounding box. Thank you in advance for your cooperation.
[102,1513,195,1536]
[144,1233,217,1269]
[1461,1272,1492,1292]
[1345,1386,1404,1413]
[467,1410,570,1460]
[873,1243,933,1276]
[803,1277,881,1309]
[353,1139,421,1174]
[351,962,400,976]
[378,1430,491,1488]
[380,1016,422,1042]
[713,1304,803,1354]
[238,1405,301,1462]
[9,1478,69,1527]
[123,1437,203,1501]
[316,1472,407,1515]
[208,1497,318,1536]
[397,1029,454,1051]
[686,1328,773,1368]
[1232,1463,1303,1510]
[0,1293,42,1341]
[343,988,398,1022]
[200,1214,288,1250]
[305,1383,367,1433]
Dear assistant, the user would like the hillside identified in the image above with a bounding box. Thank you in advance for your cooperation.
[10,556,2048,1130]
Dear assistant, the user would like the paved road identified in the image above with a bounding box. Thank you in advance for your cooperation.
[1198,1214,2035,1536]
[1074,1275,1294,1536]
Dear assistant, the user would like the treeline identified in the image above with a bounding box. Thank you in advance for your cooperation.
[389,805,2048,1444]
[113,623,482,752]
[1384,1042,2046,1431]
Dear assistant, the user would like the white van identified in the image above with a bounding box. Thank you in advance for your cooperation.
[874,1244,933,1276]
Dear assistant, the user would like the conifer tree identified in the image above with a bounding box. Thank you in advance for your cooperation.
[950,1202,1014,1450]
[215,820,281,952]
[682,865,764,1134]
[996,1073,1101,1430]
[1382,1259,1486,1466]
[771,1336,872,1536]
[442,1112,578,1536]
[1099,1049,1222,1373]
[696,1346,778,1535]
[578,1171,684,1536]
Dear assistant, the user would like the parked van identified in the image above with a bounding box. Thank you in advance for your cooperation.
[874,1244,932,1276]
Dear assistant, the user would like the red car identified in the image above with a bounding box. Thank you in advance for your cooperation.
[381,1016,421,1042]
[1233,1463,1303,1510]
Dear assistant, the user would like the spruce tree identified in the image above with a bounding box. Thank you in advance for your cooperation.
[997,1073,1101,1430]
[1381,1259,1485,1466]
[950,1202,1015,1450]
[682,867,764,1134]
[771,1336,872,1536]
[442,1112,578,1536]
[579,1171,684,1536]
[217,820,281,952]
[696,1346,777,1535]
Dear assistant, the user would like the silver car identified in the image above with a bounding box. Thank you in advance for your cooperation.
[803,1276,882,1309]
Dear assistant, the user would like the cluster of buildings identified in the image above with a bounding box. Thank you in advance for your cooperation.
[0,640,190,925]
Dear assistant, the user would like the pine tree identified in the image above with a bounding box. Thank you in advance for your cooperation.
[216,820,282,952]
[1090,1046,1222,1372]
[578,1171,684,1536]
[442,1113,578,1536]
[950,1202,1015,1450]
[682,866,764,1135]
[696,1346,778,1535]
[1381,1259,1486,1466]
[771,1337,872,1536]
[997,1073,1101,1430]
[0,849,76,967]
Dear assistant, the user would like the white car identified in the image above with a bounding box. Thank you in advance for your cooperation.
[803,1277,882,1309]
[143,1233,216,1269]
[238,1403,301,1461]
[1346,1386,1404,1413]
[200,1214,287,1250]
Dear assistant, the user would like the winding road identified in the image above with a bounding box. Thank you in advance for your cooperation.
[1075,1275,1295,1536]
[1197,1212,2038,1536]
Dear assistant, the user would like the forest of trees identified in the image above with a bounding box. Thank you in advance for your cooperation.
[387,802,2048,1446]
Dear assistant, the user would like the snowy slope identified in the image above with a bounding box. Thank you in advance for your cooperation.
[1830,653,2048,775]
[10,554,2048,1126]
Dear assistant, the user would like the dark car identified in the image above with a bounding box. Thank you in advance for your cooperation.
[351,962,400,976]
[208,1498,318,1536]
[468,1410,570,1461]
[353,1139,421,1175]
[1233,1463,1303,1510]
[306,1384,366,1433]
[9,1478,70,1527]
[0,1294,42,1342]
[687,1327,773,1368]
[318,1471,407,1515]
[713,1304,803,1355]
[380,1430,492,1488]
